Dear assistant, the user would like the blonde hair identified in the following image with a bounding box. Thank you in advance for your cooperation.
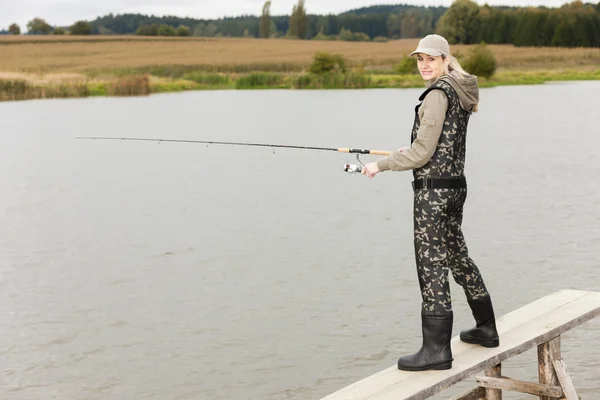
[442,54,470,77]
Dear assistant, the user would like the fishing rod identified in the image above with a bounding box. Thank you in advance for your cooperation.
[75,136,392,174]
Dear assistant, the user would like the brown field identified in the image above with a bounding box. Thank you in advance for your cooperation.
[1,36,600,77]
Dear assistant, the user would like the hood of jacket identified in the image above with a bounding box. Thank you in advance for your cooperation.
[440,70,479,112]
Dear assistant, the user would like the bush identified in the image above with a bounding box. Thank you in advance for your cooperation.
[176,25,191,37]
[53,27,66,35]
[136,24,159,36]
[394,56,418,75]
[70,21,92,35]
[338,28,370,42]
[157,24,177,36]
[312,29,328,41]
[373,36,388,42]
[309,52,347,74]
[353,32,370,42]
[462,42,497,79]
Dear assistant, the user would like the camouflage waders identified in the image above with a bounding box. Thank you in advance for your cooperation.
[411,80,490,315]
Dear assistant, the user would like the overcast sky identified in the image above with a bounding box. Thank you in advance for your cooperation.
[1,0,573,31]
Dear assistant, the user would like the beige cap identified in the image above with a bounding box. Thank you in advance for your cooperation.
[409,34,451,57]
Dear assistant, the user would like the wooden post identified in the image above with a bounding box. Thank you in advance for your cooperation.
[538,336,561,400]
[553,359,579,400]
[485,364,502,400]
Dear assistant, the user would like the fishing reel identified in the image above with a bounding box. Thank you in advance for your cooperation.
[343,154,364,174]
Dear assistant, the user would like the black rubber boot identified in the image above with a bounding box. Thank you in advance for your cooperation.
[460,296,500,348]
[397,311,453,371]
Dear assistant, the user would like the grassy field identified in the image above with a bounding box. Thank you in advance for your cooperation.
[1,35,599,101]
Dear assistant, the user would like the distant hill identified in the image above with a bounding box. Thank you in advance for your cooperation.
[341,4,446,15]
[87,4,448,39]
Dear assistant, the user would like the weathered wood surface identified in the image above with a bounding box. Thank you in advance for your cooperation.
[538,337,561,400]
[475,376,562,398]
[320,290,600,400]
[484,365,502,400]
[553,359,579,400]
[449,385,485,400]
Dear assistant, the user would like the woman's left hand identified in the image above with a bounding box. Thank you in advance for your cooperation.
[361,162,380,178]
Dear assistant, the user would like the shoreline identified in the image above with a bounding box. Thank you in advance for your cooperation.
[1,68,599,102]
[2,37,599,102]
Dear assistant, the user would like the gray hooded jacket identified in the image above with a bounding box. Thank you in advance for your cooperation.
[377,70,479,172]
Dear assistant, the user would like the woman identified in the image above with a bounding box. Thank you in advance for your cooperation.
[361,34,499,371]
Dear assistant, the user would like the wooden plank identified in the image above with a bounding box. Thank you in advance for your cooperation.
[449,385,485,400]
[484,365,502,400]
[552,359,579,400]
[538,337,561,400]
[320,290,600,400]
[475,376,562,398]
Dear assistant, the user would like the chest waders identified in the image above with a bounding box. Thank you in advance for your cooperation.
[397,80,500,372]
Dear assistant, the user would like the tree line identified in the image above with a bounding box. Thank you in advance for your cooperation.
[438,0,600,47]
[3,0,600,47]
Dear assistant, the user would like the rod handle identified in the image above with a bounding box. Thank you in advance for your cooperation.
[369,150,391,156]
[337,148,391,156]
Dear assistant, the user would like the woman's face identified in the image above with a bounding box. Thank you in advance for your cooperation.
[416,53,448,81]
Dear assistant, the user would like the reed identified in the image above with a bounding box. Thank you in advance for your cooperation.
[294,73,372,89]
[0,78,90,101]
[181,72,231,86]
[107,75,150,96]
[235,73,287,89]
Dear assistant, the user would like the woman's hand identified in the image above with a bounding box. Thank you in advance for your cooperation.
[361,162,380,178]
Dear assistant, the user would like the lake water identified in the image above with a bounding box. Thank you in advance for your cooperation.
[1,82,599,400]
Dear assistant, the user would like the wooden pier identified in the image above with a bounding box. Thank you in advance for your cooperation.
[320,289,600,400]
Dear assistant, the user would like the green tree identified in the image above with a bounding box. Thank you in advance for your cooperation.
[97,25,115,35]
[269,21,278,37]
[136,24,159,36]
[193,23,206,36]
[260,1,272,38]
[27,17,52,34]
[193,22,217,37]
[157,24,176,36]
[288,0,307,38]
[53,27,66,35]
[70,20,92,35]
[436,0,481,44]
[176,25,191,36]
[387,14,402,38]
[493,11,515,44]
[8,23,20,35]
[288,5,298,37]
[472,4,493,43]
[315,16,329,36]
[400,9,423,38]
